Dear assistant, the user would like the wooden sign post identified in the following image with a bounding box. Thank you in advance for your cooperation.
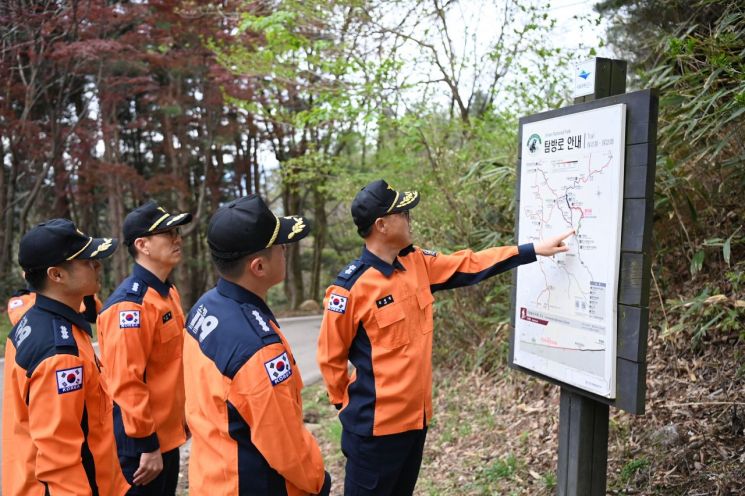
[509,58,659,495]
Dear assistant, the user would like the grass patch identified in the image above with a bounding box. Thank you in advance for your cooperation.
[619,457,650,485]
[480,454,518,483]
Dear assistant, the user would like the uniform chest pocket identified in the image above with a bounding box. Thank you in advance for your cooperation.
[372,302,410,350]
[154,320,183,361]
[416,288,435,334]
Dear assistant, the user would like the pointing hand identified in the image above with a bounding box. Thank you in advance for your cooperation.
[534,229,575,257]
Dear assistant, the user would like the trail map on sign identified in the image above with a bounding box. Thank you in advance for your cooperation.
[513,104,626,398]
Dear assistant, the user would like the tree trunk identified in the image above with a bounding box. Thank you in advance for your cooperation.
[282,181,304,309]
[310,186,327,302]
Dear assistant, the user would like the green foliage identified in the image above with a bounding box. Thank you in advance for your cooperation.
[542,471,557,490]
[480,454,518,483]
[623,1,745,331]
[619,457,650,485]
[663,262,745,346]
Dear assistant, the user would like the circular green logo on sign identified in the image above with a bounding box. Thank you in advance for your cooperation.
[527,133,542,155]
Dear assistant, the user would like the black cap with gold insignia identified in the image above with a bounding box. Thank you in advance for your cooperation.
[123,200,193,246]
[208,194,311,259]
[351,179,420,233]
[19,219,118,270]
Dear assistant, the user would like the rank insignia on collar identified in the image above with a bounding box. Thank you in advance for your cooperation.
[421,249,437,257]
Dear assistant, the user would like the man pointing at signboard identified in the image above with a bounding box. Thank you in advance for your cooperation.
[317,179,573,495]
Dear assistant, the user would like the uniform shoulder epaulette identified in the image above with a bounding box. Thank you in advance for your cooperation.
[126,278,145,297]
[102,277,146,312]
[52,317,78,350]
[12,310,78,376]
[333,259,368,290]
[337,260,363,280]
[239,304,281,346]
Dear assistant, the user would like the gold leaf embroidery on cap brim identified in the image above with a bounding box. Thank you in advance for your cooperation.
[88,238,113,258]
[396,191,418,208]
[287,217,306,239]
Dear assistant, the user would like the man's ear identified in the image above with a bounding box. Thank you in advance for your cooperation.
[133,237,149,257]
[47,266,64,283]
[374,217,387,235]
[248,256,266,278]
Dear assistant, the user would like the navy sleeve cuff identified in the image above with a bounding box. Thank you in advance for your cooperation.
[518,243,537,264]
[130,432,160,454]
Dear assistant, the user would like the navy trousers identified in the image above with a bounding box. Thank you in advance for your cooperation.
[342,428,428,496]
[119,447,180,496]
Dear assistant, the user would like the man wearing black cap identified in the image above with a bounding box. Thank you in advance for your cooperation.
[2,219,129,496]
[183,194,331,496]
[96,201,192,495]
[317,179,574,495]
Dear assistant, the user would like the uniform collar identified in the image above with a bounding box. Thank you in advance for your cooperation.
[399,244,415,256]
[133,263,172,297]
[216,278,277,322]
[34,294,93,336]
[361,246,406,278]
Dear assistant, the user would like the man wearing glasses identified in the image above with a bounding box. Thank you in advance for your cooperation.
[317,179,573,495]
[97,201,193,495]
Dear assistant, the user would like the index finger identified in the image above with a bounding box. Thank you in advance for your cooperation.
[557,228,576,240]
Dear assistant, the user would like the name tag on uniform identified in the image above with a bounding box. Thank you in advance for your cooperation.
[327,294,348,314]
[376,294,394,308]
[56,366,83,394]
[162,311,173,324]
[264,352,292,386]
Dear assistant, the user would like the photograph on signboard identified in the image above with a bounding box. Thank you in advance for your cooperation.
[513,103,627,398]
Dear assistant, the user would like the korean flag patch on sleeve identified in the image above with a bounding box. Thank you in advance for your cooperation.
[119,310,141,328]
[56,366,83,394]
[327,293,348,314]
[264,352,292,386]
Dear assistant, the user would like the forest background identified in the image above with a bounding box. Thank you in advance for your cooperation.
[1,0,743,494]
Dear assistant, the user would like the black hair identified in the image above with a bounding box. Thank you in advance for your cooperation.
[23,260,74,292]
[24,268,49,292]
[358,224,374,238]
[127,242,139,260]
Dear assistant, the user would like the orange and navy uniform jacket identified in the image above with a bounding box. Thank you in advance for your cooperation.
[8,290,102,326]
[1,294,130,496]
[183,278,326,496]
[96,264,187,458]
[317,243,536,437]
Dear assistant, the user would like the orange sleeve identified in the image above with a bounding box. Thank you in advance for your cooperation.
[27,354,92,496]
[316,286,356,405]
[228,343,326,494]
[7,293,35,326]
[97,302,158,450]
[421,244,536,292]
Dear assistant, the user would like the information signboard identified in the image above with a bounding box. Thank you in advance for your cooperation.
[512,104,627,399]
